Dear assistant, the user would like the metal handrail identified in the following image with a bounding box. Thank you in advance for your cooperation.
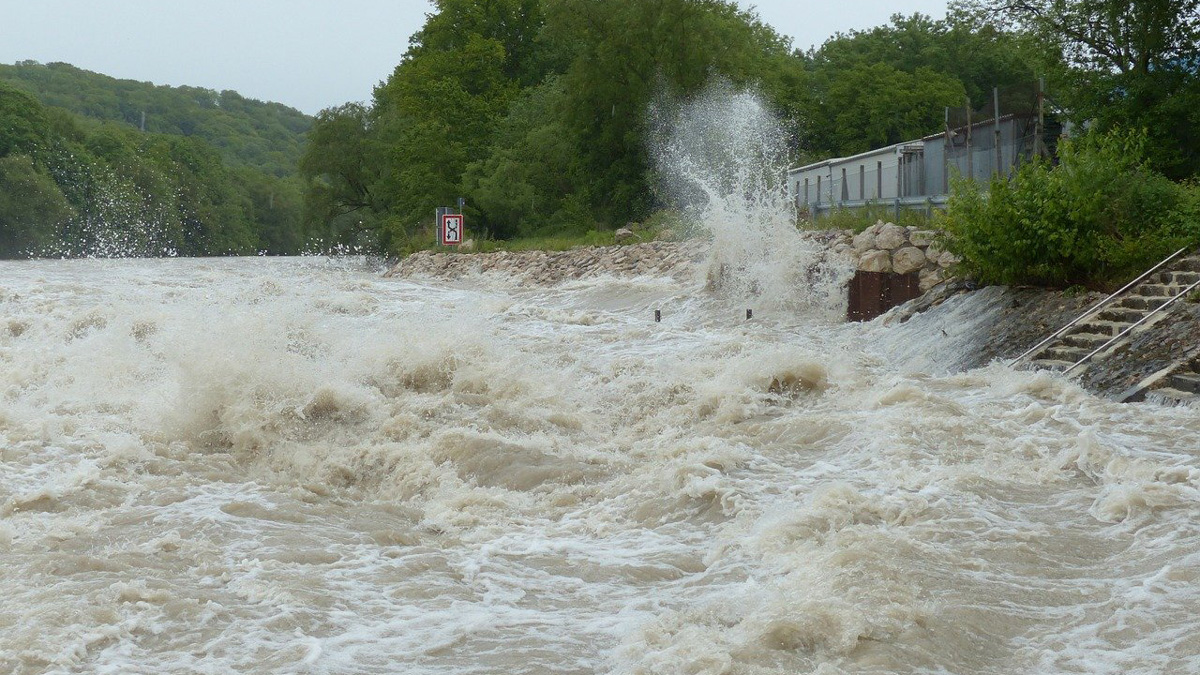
[1009,246,1189,365]
[1063,278,1200,376]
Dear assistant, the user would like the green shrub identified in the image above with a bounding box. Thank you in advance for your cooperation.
[943,129,1200,288]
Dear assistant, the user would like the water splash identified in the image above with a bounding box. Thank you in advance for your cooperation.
[649,79,851,315]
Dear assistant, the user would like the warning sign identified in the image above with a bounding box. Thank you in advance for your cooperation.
[440,213,464,246]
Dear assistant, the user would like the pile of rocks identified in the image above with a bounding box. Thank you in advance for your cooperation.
[384,240,709,284]
[829,221,960,292]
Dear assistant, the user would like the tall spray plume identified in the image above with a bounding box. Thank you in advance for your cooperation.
[649,79,850,315]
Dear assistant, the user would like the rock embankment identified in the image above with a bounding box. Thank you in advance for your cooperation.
[384,240,709,284]
[828,221,960,292]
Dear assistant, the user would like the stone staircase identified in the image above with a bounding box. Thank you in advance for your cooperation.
[1016,250,1200,375]
[1143,358,1200,406]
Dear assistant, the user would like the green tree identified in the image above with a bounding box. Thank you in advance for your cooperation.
[0,154,74,257]
[960,0,1200,177]
[822,63,966,154]
[462,76,587,238]
[542,0,792,225]
[793,12,1042,159]
[0,83,50,157]
[366,0,547,245]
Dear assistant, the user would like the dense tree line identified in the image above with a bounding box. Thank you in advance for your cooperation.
[297,1,1046,252]
[0,81,305,257]
[300,0,1199,255]
[0,61,312,177]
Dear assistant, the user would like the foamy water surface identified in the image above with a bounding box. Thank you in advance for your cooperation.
[1,256,1198,674]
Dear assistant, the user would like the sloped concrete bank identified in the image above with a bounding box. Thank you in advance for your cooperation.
[884,283,1200,400]
[384,234,1200,402]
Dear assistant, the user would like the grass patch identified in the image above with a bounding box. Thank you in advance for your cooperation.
[798,202,935,233]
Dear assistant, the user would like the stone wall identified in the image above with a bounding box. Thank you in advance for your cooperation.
[829,221,959,293]
[384,240,709,284]
[385,225,959,294]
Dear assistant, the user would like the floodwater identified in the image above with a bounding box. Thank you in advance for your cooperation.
[1,255,1198,674]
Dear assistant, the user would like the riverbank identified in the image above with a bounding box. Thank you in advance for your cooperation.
[384,232,1200,402]
[384,239,710,285]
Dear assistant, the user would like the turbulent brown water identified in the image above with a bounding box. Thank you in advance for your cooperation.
[4,85,1200,674]
[1,255,1198,674]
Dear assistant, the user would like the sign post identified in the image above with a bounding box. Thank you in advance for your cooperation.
[438,211,464,246]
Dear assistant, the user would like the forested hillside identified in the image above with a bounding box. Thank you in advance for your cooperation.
[0,61,311,177]
[0,79,306,257]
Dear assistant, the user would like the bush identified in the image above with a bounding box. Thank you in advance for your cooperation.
[942,129,1200,288]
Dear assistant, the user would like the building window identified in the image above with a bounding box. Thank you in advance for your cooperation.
[859,165,865,200]
[804,178,809,205]
[816,175,821,203]
[877,161,883,198]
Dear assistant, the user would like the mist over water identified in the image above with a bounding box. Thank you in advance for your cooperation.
[650,80,851,316]
[2,91,1199,674]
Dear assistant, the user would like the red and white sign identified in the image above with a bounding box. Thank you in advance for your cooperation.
[440,213,464,246]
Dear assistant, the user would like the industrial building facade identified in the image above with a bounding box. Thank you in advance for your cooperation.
[790,100,1050,217]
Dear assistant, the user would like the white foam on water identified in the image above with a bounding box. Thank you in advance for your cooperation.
[1,256,1198,674]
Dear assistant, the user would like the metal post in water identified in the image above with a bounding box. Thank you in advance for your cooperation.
[746,309,753,320]
[655,310,661,323]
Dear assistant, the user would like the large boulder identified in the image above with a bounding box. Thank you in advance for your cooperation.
[892,246,927,274]
[909,229,936,247]
[615,227,636,243]
[937,251,961,268]
[858,249,892,273]
[851,229,877,253]
[875,223,907,250]
[919,266,943,292]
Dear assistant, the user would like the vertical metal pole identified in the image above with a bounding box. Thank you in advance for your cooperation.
[1036,76,1046,158]
[994,87,1003,177]
[943,106,951,194]
[965,97,973,181]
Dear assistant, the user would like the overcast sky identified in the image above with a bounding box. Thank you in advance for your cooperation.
[0,0,949,115]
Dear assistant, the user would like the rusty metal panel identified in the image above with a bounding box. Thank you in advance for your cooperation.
[847,271,921,322]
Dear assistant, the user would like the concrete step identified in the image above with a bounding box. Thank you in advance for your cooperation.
[1119,295,1174,310]
[1072,320,1131,338]
[1172,257,1200,273]
[1135,283,1176,297]
[1031,358,1075,371]
[1040,345,1093,363]
[1097,306,1146,323]
[1154,270,1198,285]
[1148,386,1199,406]
[1167,271,1200,286]
[1059,332,1112,349]
[1170,372,1200,394]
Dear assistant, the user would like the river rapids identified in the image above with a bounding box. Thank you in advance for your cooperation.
[4,82,1200,673]
[1,254,1198,674]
